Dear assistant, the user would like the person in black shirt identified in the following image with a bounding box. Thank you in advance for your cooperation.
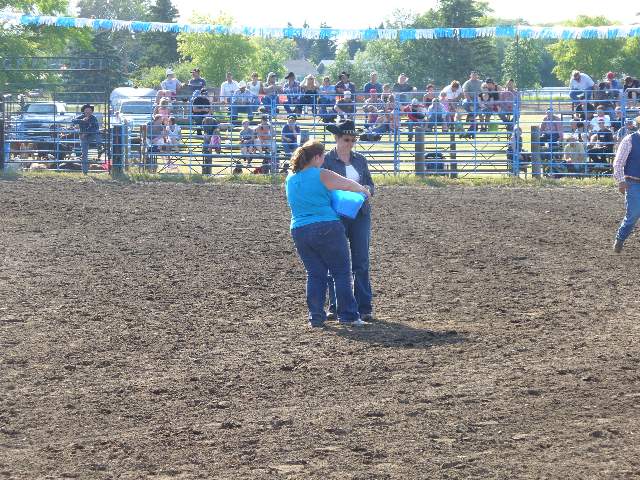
[335,71,356,95]
[392,73,413,105]
[588,119,614,165]
[191,88,211,136]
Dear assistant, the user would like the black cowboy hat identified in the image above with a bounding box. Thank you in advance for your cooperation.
[80,103,95,112]
[285,71,296,79]
[325,119,360,136]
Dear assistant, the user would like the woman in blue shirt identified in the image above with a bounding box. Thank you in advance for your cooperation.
[285,140,370,328]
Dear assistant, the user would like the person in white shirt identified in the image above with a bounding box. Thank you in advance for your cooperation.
[160,69,182,98]
[247,72,262,97]
[589,106,611,131]
[219,72,239,104]
[440,80,462,122]
[569,70,595,103]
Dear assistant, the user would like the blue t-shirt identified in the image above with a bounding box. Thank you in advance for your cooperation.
[285,167,339,230]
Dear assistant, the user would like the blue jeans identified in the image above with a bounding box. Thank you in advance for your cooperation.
[328,211,373,316]
[291,221,360,326]
[570,88,593,102]
[79,133,96,174]
[284,96,302,114]
[261,95,278,116]
[230,104,255,123]
[616,182,640,242]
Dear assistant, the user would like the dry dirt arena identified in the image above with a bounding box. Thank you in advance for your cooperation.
[2,177,640,480]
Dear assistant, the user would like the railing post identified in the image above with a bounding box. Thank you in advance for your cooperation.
[0,95,5,172]
[530,125,542,178]
[449,132,457,178]
[414,126,425,176]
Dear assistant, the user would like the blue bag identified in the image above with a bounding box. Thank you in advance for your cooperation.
[331,190,367,219]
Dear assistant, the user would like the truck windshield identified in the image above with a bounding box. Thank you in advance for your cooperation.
[27,104,57,114]
[121,103,153,115]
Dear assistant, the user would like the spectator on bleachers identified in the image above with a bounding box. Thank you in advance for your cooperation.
[563,134,587,175]
[230,81,257,125]
[282,114,301,157]
[191,88,210,136]
[623,76,640,105]
[188,68,206,89]
[589,105,611,131]
[539,108,563,158]
[478,87,495,131]
[255,114,276,162]
[148,113,168,150]
[362,71,382,95]
[422,84,436,105]
[300,75,319,115]
[262,72,281,116]
[335,91,356,122]
[606,71,622,91]
[462,71,483,134]
[427,95,449,133]
[441,80,462,122]
[247,72,262,97]
[318,76,337,123]
[167,116,181,151]
[612,106,624,133]
[588,119,614,165]
[219,72,239,105]
[283,72,302,115]
[239,120,255,164]
[154,97,171,122]
[569,70,595,103]
[498,79,517,131]
[392,73,413,104]
[402,98,426,140]
[381,83,392,103]
[571,114,590,147]
[161,69,182,98]
[335,71,356,95]
[616,117,637,144]
[363,90,383,129]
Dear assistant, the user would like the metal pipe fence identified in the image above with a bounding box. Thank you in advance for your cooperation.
[1,88,638,177]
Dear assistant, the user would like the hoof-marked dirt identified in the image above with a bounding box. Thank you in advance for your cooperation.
[2,177,640,479]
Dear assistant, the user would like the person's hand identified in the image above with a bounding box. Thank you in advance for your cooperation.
[619,181,627,194]
[361,185,371,199]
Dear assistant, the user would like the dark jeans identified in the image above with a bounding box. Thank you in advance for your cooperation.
[230,104,255,123]
[328,210,373,316]
[292,220,360,326]
[284,96,302,115]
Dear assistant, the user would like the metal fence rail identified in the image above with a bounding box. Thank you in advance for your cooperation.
[1,88,638,177]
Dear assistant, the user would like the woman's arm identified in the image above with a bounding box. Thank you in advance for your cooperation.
[320,169,370,197]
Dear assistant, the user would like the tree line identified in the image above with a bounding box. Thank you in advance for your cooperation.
[1,0,639,94]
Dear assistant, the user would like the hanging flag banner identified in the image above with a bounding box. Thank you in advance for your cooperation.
[1,12,639,40]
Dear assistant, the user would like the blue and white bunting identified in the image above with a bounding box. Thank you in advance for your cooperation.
[1,12,640,40]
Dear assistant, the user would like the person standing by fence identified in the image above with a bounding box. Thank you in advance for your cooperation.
[613,117,640,253]
[285,140,370,328]
[72,103,99,175]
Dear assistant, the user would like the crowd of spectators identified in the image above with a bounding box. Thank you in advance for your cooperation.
[143,65,640,176]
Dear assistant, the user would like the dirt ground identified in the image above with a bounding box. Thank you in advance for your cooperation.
[2,177,640,479]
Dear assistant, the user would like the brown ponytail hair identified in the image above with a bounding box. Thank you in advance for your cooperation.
[291,140,325,173]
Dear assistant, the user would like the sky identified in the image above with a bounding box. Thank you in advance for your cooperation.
[173,0,636,27]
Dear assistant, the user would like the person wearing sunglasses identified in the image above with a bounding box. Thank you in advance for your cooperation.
[323,119,376,321]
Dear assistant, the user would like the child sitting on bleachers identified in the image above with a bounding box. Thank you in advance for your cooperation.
[239,120,255,165]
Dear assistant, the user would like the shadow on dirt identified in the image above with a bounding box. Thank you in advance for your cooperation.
[326,320,465,349]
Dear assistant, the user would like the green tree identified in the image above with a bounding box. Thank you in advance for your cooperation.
[501,38,543,88]
[137,0,180,67]
[177,14,255,86]
[546,16,624,84]
[613,38,640,77]
[250,38,298,80]
[306,22,337,64]
[0,0,91,89]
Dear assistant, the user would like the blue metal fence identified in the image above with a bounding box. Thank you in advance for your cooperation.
[2,87,639,177]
